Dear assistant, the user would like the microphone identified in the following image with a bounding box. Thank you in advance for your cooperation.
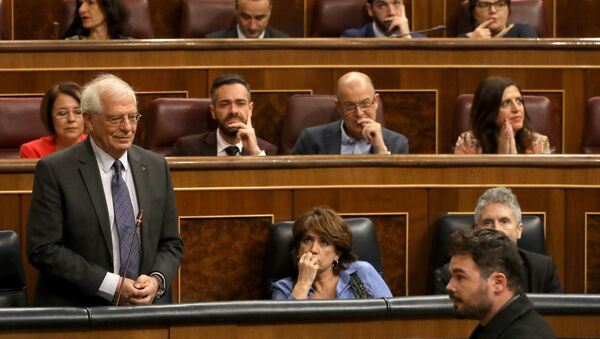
[394,25,446,38]
[115,209,143,306]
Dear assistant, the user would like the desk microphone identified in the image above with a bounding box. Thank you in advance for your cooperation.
[395,25,446,38]
[115,209,143,306]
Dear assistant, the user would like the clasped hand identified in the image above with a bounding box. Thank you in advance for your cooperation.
[115,274,159,305]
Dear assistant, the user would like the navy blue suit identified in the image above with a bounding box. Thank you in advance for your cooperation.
[341,22,425,38]
[293,120,409,155]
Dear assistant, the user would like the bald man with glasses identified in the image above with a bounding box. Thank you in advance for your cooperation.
[293,72,408,155]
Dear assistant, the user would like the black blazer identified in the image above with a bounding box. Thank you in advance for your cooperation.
[433,248,562,294]
[171,130,278,156]
[469,294,554,338]
[206,25,289,38]
[293,120,409,155]
[27,137,183,306]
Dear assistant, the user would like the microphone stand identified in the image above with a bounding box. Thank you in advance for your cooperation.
[394,25,447,38]
[115,209,143,306]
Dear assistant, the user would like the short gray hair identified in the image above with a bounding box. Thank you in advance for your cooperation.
[474,187,522,224]
[81,74,136,117]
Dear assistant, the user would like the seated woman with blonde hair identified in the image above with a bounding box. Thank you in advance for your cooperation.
[272,206,392,300]
[455,76,550,154]
[20,82,87,158]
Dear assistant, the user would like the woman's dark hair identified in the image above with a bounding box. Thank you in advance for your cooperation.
[291,207,357,274]
[470,76,535,153]
[41,82,82,135]
[63,0,130,39]
[468,0,511,29]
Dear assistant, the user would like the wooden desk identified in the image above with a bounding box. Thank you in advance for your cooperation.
[2,155,600,302]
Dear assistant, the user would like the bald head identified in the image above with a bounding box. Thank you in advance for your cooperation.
[336,72,375,99]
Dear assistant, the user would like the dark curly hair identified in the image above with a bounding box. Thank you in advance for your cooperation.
[291,207,357,275]
[470,76,536,153]
[63,0,130,39]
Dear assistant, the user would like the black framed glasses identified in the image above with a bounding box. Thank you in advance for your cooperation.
[475,1,508,10]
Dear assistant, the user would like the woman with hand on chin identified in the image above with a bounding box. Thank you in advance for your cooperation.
[461,0,537,39]
[63,0,130,40]
[272,207,392,300]
[454,76,550,154]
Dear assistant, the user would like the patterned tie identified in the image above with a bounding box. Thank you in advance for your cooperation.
[224,145,240,156]
[111,160,140,280]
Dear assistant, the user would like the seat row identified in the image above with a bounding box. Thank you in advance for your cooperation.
[0,212,547,306]
[1,95,599,158]
[46,0,548,39]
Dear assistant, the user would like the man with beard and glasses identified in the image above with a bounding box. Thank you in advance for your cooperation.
[171,74,277,156]
[446,228,555,338]
[341,0,424,38]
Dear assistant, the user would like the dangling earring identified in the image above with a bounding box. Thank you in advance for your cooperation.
[332,258,339,269]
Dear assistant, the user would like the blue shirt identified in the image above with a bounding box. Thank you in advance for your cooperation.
[271,260,392,300]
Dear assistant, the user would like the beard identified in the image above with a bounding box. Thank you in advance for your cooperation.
[450,283,493,320]
[373,17,393,36]
[217,112,245,138]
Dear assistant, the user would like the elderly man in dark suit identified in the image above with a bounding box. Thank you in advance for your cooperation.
[293,71,408,155]
[27,74,183,306]
[447,228,555,338]
[171,74,277,156]
[206,0,288,39]
[433,187,562,295]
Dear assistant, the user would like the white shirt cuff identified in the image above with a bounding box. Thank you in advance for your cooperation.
[97,272,121,303]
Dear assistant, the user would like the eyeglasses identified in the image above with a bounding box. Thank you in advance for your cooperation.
[106,113,142,127]
[475,1,508,10]
[341,98,375,113]
[53,108,82,119]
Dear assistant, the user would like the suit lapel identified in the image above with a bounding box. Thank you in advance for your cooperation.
[78,138,112,257]
[325,121,343,154]
[203,131,218,156]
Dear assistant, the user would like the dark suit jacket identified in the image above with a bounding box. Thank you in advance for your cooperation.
[292,120,409,155]
[469,294,554,338]
[341,22,425,38]
[206,25,289,38]
[27,137,183,306]
[171,130,278,156]
[433,248,563,294]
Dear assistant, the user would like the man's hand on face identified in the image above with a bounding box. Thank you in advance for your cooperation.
[229,111,262,155]
[358,118,388,154]
[385,3,411,37]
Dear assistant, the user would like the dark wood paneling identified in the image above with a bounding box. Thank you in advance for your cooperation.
[586,214,600,293]
[565,189,600,293]
[556,0,600,38]
[270,0,304,38]
[179,216,271,302]
[379,91,436,154]
[0,71,83,94]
